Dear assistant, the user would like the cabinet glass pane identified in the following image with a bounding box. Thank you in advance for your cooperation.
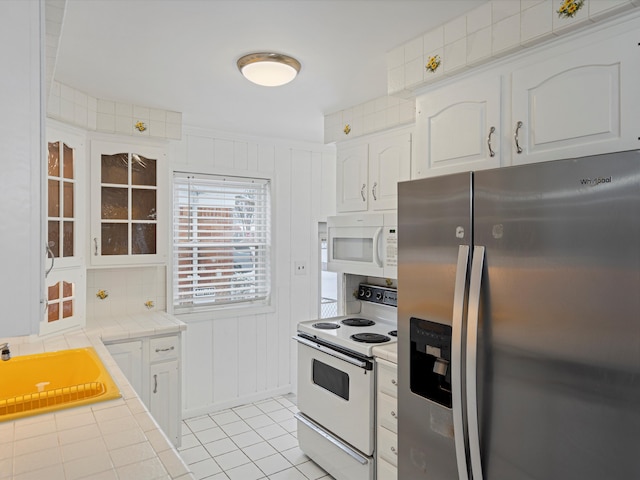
[131,155,156,186]
[48,283,60,301]
[48,303,60,322]
[48,221,60,257]
[48,142,59,177]
[132,223,156,254]
[101,153,128,184]
[132,189,157,220]
[62,300,73,318]
[102,223,128,255]
[48,180,60,217]
[63,221,74,257]
[102,187,128,219]
[63,143,74,180]
[63,182,74,218]
[62,281,73,298]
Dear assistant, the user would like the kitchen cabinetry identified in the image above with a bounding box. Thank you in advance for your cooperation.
[42,122,87,336]
[413,75,502,178]
[511,26,640,165]
[376,357,398,479]
[106,333,181,446]
[336,130,411,213]
[90,139,167,266]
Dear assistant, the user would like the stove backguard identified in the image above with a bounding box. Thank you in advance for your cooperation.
[410,317,452,408]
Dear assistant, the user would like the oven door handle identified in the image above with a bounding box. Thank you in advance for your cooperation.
[294,413,369,465]
[294,336,368,369]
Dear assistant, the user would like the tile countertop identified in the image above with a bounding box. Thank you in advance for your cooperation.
[373,342,397,365]
[0,312,194,480]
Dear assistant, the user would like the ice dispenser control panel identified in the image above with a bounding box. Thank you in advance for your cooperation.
[410,317,453,408]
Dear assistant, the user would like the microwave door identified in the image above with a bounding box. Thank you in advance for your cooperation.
[328,225,384,276]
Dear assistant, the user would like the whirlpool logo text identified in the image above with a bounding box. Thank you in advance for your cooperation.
[580,176,612,186]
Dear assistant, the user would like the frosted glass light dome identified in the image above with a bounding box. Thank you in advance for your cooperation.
[237,53,301,87]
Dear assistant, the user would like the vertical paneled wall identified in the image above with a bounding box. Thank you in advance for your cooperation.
[0,1,42,337]
[171,127,335,417]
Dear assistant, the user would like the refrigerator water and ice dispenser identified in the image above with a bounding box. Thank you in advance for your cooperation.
[410,317,453,408]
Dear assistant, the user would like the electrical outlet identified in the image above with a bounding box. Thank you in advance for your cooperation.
[294,261,307,275]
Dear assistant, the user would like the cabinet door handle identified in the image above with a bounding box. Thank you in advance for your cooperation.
[155,346,175,353]
[372,182,378,201]
[391,379,397,386]
[360,184,366,202]
[514,121,523,154]
[153,374,158,394]
[487,126,496,157]
[93,237,98,256]
[391,446,398,455]
[391,410,397,419]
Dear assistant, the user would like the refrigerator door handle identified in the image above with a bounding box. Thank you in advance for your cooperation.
[467,245,486,480]
[452,245,471,480]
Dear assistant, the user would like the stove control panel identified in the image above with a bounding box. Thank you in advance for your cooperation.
[357,284,397,307]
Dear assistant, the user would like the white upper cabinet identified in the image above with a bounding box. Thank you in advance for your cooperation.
[413,75,502,178]
[336,143,369,212]
[511,25,640,164]
[90,139,168,266]
[336,130,412,213]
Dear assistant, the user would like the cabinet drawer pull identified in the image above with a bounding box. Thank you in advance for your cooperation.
[514,121,523,154]
[155,346,175,353]
[360,184,366,202]
[487,126,496,157]
[153,374,158,394]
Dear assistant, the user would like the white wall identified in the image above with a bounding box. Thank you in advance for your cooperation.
[171,127,335,417]
[0,1,43,337]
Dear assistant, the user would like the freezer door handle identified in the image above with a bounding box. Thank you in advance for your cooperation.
[467,245,486,480]
[452,245,470,480]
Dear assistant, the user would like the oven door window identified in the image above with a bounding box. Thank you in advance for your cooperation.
[312,359,349,400]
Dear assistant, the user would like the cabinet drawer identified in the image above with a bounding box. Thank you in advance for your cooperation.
[377,426,398,467]
[377,391,398,433]
[377,359,398,398]
[377,456,397,480]
[150,335,179,362]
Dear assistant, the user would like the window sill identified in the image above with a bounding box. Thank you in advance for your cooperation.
[172,303,276,323]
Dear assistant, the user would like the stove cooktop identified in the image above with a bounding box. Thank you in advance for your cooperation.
[297,313,397,356]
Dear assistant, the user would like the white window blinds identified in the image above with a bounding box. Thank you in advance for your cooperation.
[173,173,271,311]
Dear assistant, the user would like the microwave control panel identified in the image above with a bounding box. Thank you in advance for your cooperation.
[386,227,398,268]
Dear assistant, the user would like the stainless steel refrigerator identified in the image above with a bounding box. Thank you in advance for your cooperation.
[397,150,640,480]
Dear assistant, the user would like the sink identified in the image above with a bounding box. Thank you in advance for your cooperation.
[0,347,121,421]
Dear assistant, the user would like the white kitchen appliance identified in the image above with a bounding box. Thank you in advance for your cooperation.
[295,283,397,480]
[327,213,398,279]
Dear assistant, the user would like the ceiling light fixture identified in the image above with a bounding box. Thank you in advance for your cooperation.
[237,52,301,87]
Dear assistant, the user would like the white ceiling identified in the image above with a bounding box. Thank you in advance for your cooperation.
[55,0,488,144]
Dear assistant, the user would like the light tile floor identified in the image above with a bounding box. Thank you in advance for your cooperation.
[179,394,334,480]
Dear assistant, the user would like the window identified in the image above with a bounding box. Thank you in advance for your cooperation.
[173,173,271,311]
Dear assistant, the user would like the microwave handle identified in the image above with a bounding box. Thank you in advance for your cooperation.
[373,227,383,268]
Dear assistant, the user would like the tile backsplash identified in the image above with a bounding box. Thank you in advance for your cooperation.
[86,266,167,319]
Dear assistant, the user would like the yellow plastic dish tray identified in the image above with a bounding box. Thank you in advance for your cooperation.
[0,347,121,422]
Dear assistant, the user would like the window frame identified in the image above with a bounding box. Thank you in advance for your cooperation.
[171,170,274,316]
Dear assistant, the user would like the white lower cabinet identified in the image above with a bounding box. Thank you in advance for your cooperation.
[376,358,398,479]
[106,333,182,446]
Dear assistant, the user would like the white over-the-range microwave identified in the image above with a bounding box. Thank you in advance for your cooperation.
[327,212,397,278]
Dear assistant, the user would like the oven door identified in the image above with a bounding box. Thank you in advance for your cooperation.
[296,337,375,455]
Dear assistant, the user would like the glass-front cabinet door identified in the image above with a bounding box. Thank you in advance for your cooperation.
[90,140,166,265]
[43,123,86,335]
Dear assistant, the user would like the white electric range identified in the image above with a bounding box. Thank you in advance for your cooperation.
[295,284,397,480]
